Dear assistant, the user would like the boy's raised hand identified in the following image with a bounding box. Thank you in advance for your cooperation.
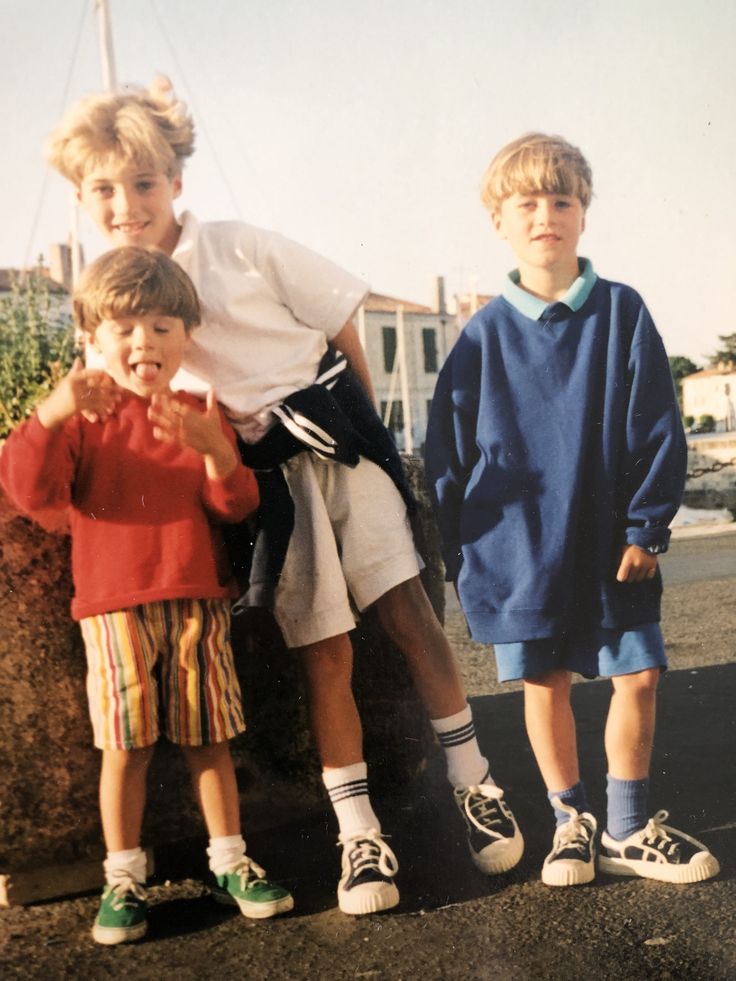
[37,358,121,429]
[148,390,238,479]
[616,544,658,583]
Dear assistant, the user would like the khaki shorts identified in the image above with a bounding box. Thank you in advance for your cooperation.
[274,455,421,647]
[80,598,245,750]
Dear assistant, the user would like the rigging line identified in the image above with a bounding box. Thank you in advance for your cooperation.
[23,0,91,269]
[149,0,244,220]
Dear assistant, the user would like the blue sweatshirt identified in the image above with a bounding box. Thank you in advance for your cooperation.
[424,266,686,644]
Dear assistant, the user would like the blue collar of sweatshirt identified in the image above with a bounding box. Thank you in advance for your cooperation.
[502,258,597,319]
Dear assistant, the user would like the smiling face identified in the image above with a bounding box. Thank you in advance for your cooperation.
[493,192,586,288]
[92,311,190,397]
[77,161,183,255]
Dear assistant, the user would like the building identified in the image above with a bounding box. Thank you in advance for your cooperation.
[357,278,458,451]
[682,364,736,432]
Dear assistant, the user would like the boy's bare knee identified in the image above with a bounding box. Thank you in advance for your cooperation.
[102,745,155,772]
[375,576,437,640]
[612,668,660,697]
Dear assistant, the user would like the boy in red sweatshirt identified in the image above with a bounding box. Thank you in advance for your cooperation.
[0,246,293,944]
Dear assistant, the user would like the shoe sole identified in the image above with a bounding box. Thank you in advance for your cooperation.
[212,889,295,919]
[470,832,525,875]
[92,921,147,945]
[338,882,400,915]
[598,853,720,883]
[542,860,596,887]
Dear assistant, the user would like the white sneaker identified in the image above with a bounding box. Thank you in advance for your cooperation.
[337,830,399,915]
[599,810,720,883]
[454,783,524,874]
[542,797,597,887]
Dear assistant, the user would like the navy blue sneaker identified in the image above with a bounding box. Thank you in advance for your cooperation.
[542,797,597,887]
[337,830,399,915]
[454,783,524,874]
[599,810,720,883]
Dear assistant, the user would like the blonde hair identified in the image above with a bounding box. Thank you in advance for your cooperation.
[45,75,194,185]
[73,246,201,334]
[481,133,593,214]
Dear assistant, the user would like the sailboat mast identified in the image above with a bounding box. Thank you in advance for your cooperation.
[95,0,118,92]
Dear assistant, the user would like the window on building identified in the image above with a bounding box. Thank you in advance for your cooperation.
[382,326,397,373]
[380,400,404,435]
[422,328,438,373]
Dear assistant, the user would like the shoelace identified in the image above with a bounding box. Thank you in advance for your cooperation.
[227,855,268,889]
[340,830,398,878]
[462,784,508,836]
[552,798,594,855]
[641,810,679,854]
[106,874,147,911]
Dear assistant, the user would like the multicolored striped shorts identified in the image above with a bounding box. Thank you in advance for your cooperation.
[80,598,246,750]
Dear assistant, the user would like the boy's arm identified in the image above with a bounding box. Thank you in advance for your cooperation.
[619,303,687,561]
[424,333,481,581]
[330,319,377,406]
[0,360,118,514]
[148,392,259,521]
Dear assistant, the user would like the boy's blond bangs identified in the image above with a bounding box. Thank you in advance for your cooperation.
[74,247,201,335]
[481,134,592,213]
[45,78,194,185]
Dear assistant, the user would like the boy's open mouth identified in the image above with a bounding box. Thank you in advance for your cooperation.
[132,361,161,382]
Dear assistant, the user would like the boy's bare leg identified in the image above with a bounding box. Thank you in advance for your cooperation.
[604,668,658,779]
[184,740,294,917]
[182,741,241,837]
[523,670,579,792]
[99,746,155,851]
[299,632,399,914]
[373,576,467,719]
[298,632,364,768]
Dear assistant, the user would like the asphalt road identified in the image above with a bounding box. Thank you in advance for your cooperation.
[1,528,734,980]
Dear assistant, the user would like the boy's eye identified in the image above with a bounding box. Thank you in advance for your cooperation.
[555,200,571,209]
[154,325,170,335]
[136,181,155,193]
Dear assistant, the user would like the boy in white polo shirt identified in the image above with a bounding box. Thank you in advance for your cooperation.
[46,76,524,914]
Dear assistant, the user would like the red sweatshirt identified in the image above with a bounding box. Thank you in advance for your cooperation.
[0,392,258,620]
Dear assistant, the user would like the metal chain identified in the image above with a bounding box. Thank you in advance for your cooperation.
[687,456,736,479]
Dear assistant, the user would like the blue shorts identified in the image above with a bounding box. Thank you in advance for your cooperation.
[493,622,667,683]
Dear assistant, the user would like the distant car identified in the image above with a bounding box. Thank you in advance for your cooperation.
[689,422,716,434]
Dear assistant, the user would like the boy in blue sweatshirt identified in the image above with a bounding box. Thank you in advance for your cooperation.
[425,133,719,887]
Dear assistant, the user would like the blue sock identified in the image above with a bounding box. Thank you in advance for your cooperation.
[606,774,649,840]
[547,781,589,827]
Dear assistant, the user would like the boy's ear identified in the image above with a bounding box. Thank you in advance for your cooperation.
[172,174,183,199]
[491,211,506,239]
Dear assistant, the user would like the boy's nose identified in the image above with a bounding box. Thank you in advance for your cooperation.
[131,326,154,347]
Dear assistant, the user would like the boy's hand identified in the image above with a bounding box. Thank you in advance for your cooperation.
[37,358,121,429]
[616,544,658,583]
[149,390,238,479]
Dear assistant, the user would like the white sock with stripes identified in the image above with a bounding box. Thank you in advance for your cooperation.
[431,705,492,789]
[322,762,381,839]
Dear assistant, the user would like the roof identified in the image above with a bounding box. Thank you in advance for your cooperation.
[363,292,434,315]
[0,268,68,295]
[684,364,736,381]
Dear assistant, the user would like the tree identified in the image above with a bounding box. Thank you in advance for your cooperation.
[708,334,736,367]
[669,355,700,410]
[0,270,74,439]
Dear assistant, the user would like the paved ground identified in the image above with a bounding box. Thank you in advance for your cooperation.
[1,527,734,980]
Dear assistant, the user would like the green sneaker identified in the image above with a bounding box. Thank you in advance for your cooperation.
[92,878,148,945]
[211,855,294,919]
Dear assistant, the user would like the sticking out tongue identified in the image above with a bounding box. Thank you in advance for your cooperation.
[134,362,160,382]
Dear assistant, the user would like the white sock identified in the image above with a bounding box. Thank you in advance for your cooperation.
[322,762,381,839]
[431,705,492,789]
[207,834,246,875]
[104,847,147,886]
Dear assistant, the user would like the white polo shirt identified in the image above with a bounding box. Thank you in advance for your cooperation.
[170,212,369,442]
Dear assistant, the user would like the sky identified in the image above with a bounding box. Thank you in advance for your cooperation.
[1,0,734,364]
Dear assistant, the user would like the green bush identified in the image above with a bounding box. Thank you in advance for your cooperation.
[684,415,695,429]
[0,270,74,439]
